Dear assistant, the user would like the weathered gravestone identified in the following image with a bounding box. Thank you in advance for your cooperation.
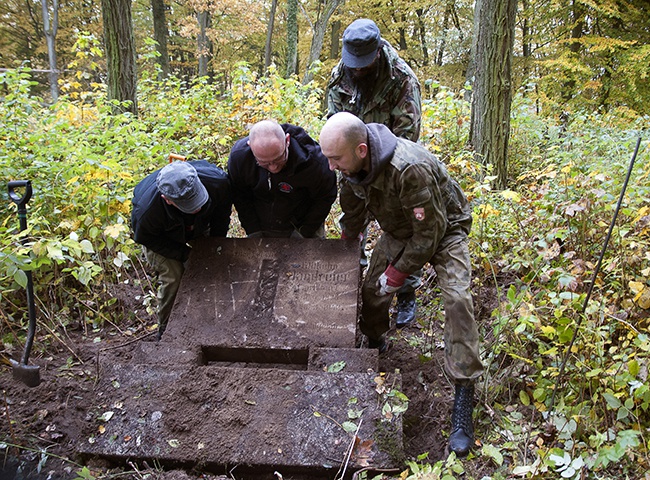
[78,237,403,477]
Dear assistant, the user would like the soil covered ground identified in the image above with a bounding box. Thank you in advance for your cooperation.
[1,235,499,480]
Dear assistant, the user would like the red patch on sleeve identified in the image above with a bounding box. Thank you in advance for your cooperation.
[413,207,425,221]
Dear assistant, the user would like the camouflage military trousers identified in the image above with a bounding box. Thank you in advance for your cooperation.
[144,247,185,336]
[360,234,484,383]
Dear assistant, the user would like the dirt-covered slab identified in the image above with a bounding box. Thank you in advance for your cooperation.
[78,357,403,474]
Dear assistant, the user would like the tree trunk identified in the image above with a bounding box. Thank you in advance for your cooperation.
[465,0,481,98]
[415,9,429,67]
[151,0,170,79]
[264,0,278,74]
[561,0,584,108]
[286,0,298,77]
[436,2,452,66]
[398,14,407,51]
[101,0,138,115]
[197,10,211,78]
[302,0,342,84]
[329,19,341,59]
[41,0,59,102]
[469,0,517,189]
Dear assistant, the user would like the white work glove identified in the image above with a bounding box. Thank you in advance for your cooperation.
[376,265,409,296]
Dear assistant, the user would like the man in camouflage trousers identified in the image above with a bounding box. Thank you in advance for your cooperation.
[319,112,483,457]
[327,18,423,326]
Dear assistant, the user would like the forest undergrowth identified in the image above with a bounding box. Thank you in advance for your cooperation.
[1,65,649,479]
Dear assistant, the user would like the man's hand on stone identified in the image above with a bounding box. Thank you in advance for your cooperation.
[376,264,409,296]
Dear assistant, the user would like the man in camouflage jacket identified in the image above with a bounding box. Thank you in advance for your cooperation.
[327,18,423,326]
[319,112,484,458]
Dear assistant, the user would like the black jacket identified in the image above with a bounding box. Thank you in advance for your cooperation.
[131,160,231,261]
[227,124,337,237]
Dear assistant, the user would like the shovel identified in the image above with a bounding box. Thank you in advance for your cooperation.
[8,180,41,387]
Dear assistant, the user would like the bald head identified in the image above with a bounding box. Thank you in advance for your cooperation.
[249,120,286,149]
[320,112,367,149]
[248,120,290,173]
[319,112,370,177]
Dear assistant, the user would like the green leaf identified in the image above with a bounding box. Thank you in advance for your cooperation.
[326,361,346,372]
[80,239,95,254]
[481,443,504,466]
[603,393,622,409]
[519,390,531,406]
[13,269,28,288]
[46,243,64,261]
[341,421,357,433]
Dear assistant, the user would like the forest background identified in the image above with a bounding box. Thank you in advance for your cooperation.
[1,0,650,479]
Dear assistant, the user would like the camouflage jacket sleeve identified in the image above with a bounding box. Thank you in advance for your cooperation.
[390,74,422,142]
[326,64,347,119]
[338,179,368,238]
[391,163,447,274]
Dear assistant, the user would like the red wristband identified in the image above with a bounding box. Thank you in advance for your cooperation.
[384,264,409,287]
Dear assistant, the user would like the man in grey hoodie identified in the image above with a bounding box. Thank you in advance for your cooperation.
[319,112,483,457]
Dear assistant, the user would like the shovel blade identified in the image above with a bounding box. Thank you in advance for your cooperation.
[10,358,41,387]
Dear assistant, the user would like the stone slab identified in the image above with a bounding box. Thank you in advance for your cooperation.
[78,362,402,474]
[78,238,404,474]
[163,237,361,349]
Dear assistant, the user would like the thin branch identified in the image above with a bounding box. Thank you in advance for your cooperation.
[336,418,362,480]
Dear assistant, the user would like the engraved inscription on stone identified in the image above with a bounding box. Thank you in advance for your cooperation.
[254,258,280,315]
[166,237,360,349]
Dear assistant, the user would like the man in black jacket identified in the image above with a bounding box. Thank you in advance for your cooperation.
[227,120,337,238]
[131,160,231,338]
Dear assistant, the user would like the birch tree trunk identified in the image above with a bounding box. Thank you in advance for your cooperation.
[197,10,211,78]
[41,0,59,102]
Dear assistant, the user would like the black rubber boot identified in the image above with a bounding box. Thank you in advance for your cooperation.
[448,383,475,457]
[395,291,417,327]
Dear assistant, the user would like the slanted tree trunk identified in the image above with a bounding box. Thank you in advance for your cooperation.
[151,0,170,79]
[469,0,517,188]
[302,0,342,84]
[101,0,138,115]
[197,9,211,78]
[264,0,278,74]
[41,0,59,102]
[286,0,298,77]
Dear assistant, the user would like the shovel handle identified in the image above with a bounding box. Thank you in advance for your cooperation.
[168,153,186,162]
[8,180,32,210]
